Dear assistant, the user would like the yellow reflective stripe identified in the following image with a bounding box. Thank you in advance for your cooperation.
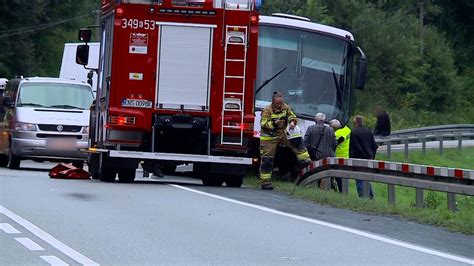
[297,151,310,161]
[259,173,272,180]
[260,136,276,141]
[261,117,274,129]
[270,112,287,119]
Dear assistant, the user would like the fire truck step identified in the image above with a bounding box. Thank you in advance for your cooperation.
[225,76,245,79]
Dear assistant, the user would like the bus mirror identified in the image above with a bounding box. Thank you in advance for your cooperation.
[76,45,90,66]
[355,46,367,90]
[78,29,92,43]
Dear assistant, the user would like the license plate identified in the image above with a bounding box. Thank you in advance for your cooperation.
[122,99,153,108]
[46,138,77,150]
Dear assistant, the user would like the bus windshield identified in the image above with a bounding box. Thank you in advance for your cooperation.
[256,25,352,122]
[18,83,94,110]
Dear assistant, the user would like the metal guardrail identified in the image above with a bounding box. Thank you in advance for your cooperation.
[389,124,474,138]
[375,124,474,158]
[298,158,474,212]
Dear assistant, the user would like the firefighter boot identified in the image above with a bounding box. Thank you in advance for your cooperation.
[261,181,274,190]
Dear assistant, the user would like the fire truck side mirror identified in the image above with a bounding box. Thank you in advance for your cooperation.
[78,29,92,43]
[355,46,367,90]
[76,45,90,66]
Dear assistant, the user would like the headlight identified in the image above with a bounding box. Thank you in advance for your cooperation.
[15,123,37,131]
[82,126,90,134]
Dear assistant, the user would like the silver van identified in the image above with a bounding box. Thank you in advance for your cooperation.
[0,77,94,169]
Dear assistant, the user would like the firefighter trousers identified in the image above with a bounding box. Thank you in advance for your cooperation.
[259,135,310,183]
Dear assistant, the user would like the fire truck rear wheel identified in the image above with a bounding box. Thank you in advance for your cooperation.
[99,168,117,182]
[118,168,136,183]
[225,175,244,188]
[201,175,224,187]
[162,164,177,175]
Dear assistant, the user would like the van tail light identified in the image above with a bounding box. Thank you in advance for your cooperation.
[108,115,136,126]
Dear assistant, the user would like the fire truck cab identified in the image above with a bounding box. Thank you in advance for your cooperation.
[76,0,260,186]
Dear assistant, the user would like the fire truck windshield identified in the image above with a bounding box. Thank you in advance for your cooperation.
[256,25,353,122]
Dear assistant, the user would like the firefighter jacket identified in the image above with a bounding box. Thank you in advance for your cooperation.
[260,103,297,141]
[335,126,351,158]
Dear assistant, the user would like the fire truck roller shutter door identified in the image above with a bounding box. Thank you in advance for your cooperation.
[156,23,216,111]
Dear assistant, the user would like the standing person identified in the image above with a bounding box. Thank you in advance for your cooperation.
[350,115,378,198]
[304,113,337,161]
[259,91,311,190]
[329,119,351,193]
[373,106,391,137]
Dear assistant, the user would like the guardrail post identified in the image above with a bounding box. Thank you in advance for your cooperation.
[421,137,427,155]
[416,188,424,208]
[404,138,409,159]
[363,181,371,199]
[388,184,396,204]
[341,178,349,195]
[457,134,462,151]
[447,193,457,212]
[439,137,444,155]
[386,142,392,159]
[323,178,331,191]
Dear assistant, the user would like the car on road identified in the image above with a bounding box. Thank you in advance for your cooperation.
[0,77,94,169]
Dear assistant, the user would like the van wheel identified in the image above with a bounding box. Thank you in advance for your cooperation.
[7,151,20,170]
[0,155,8,167]
[118,168,136,183]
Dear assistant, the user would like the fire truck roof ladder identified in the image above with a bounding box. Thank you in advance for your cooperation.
[221,25,248,146]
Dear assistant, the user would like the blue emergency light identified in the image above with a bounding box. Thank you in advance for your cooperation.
[256,0,264,10]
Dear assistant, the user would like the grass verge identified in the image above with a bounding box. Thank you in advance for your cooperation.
[245,148,474,234]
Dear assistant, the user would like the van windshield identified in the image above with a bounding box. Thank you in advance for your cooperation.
[18,83,93,110]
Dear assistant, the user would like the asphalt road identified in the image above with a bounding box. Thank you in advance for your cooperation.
[1,161,473,265]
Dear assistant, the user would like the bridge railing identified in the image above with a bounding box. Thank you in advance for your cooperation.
[298,157,474,212]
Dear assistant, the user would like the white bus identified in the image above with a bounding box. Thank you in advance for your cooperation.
[253,13,367,174]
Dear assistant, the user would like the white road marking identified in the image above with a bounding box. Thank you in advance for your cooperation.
[40,255,69,266]
[0,205,98,266]
[15,237,45,251]
[0,223,21,234]
[170,184,474,265]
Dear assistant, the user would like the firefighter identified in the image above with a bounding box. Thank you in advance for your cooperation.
[259,91,311,190]
[330,119,351,193]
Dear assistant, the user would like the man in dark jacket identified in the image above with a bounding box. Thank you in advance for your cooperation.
[350,115,377,198]
[373,106,391,137]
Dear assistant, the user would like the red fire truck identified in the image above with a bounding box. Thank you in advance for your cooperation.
[76,0,261,186]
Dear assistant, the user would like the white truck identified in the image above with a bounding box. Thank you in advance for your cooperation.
[59,43,100,95]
